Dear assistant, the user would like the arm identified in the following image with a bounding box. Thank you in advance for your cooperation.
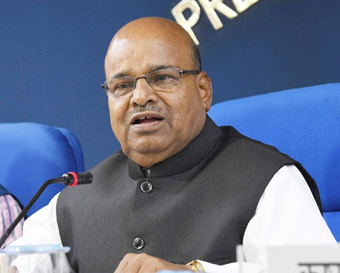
[0,194,24,248]
[242,165,336,263]
[198,165,336,273]
[10,193,62,246]
[9,193,68,273]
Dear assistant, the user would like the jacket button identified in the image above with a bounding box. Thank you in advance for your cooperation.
[133,237,144,250]
[140,181,152,193]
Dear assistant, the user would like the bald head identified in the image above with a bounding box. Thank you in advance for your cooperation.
[105,17,201,73]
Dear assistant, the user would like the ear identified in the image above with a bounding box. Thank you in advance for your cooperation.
[196,71,213,112]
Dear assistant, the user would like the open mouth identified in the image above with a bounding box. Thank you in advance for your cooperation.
[133,116,164,125]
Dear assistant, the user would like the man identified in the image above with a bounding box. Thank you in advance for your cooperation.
[0,184,23,248]
[12,17,335,273]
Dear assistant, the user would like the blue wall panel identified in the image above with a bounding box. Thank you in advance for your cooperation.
[1,0,339,169]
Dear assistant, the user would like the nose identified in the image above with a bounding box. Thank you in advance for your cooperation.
[130,77,158,106]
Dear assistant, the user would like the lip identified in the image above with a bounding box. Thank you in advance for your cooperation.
[130,112,165,125]
[129,112,166,133]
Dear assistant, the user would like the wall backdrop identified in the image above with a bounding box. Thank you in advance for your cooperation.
[1,0,339,169]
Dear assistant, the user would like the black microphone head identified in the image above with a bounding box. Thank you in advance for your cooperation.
[62,172,93,186]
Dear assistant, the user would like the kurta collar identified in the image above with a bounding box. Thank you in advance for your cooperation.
[128,116,223,179]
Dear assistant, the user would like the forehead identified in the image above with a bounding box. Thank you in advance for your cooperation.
[105,33,194,78]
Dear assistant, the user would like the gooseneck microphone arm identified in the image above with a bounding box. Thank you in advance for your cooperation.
[0,172,93,248]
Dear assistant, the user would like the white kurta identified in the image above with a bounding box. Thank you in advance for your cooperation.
[10,165,336,273]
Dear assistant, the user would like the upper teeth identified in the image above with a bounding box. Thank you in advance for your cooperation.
[140,116,150,120]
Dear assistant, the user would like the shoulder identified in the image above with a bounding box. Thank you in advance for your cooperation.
[218,126,295,165]
[89,150,128,178]
[219,126,322,211]
[58,150,128,199]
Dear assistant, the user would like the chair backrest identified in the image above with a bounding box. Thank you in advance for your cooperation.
[0,122,84,216]
[208,83,340,241]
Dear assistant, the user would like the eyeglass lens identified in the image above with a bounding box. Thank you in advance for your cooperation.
[106,68,181,95]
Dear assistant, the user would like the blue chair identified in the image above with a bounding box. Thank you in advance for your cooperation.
[209,83,340,241]
[0,122,84,216]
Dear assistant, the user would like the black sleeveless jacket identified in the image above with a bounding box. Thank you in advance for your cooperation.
[57,117,321,273]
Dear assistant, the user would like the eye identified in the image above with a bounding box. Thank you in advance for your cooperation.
[110,79,135,95]
[154,73,176,82]
[114,82,131,90]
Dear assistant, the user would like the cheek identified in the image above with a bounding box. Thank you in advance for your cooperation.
[108,95,129,118]
[169,92,206,136]
[170,90,202,120]
[108,97,130,134]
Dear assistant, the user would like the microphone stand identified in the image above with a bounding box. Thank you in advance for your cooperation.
[0,172,92,248]
[0,177,64,248]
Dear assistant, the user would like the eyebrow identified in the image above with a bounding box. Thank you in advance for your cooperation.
[110,72,128,79]
[148,65,176,72]
[109,65,177,79]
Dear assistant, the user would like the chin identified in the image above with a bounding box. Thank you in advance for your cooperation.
[132,142,169,154]
[127,134,172,152]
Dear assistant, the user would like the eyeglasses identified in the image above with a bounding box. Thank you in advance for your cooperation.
[101,67,200,96]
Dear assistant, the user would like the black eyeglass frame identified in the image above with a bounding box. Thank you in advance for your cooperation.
[100,68,201,91]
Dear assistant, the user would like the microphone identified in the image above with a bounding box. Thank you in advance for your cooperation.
[58,172,94,186]
[0,172,93,247]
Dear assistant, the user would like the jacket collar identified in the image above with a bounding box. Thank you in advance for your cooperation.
[128,116,223,179]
